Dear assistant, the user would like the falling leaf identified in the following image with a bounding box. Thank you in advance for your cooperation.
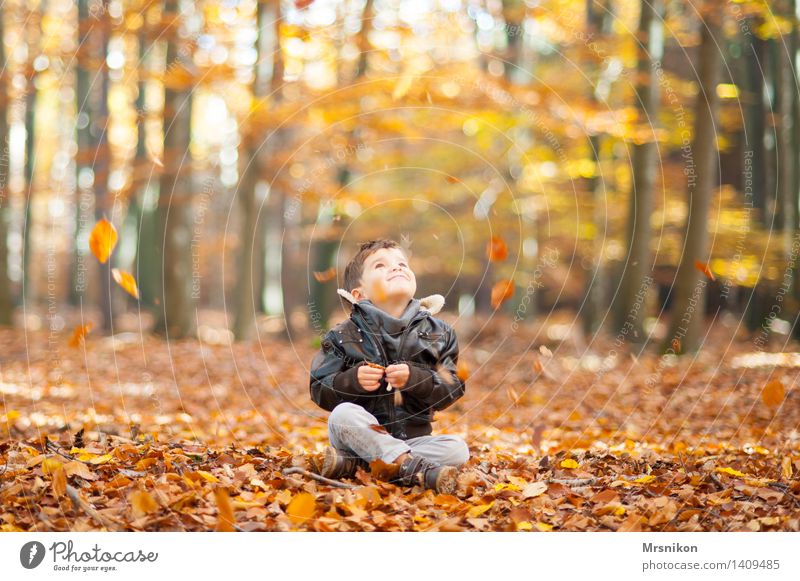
[456,360,470,382]
[694,260,715,281]
[214,488,236,531]
[490,279,515,309]
[313,267,336,282]
[560,459,579,469]
[392,74,414,100]
[506,386,521,406]
[762,380,785,407]
[68,324,93,348]
[112,269,140,299]
[129,490,159,519]
[89,218,118,264]
[671,338,681,353]
[445,176,462,184]
[486,236,509,262]
[522,481,547,499]
[286,492,317,524]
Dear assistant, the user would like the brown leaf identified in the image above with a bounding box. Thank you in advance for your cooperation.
[762,380,785,407]
[214,488,236,531]
[89,218,118,264]
[369,458,400,481]
[129,490,159,519]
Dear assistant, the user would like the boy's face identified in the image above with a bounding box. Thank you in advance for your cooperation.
[352,247,417,304]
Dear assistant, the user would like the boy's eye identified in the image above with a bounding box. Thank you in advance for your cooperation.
[375,263,384,268]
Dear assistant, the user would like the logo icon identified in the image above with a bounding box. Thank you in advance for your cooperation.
[20,541,46,569]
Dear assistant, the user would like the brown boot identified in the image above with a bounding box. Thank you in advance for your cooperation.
[320,447,368,479]
[394,455,458,494]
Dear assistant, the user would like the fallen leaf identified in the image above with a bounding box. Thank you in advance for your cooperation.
[89,218,118,264]
[51,466,66,498]
[129,490,159,519]
[560,458,579,469]
[369,459,400,481]
[466,502,494,518]
[522,481,547,499]
[781,456,793,479]
[716,467,746,478]
[214,488,236,531]
[286,492,317,524]
[112,269,140,299]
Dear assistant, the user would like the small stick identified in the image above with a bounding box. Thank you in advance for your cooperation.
[282,467,359,489]
[548,477,597,486]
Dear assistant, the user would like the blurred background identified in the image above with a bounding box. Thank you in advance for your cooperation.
[0,0,796,353]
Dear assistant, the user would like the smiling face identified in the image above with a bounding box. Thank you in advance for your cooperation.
[352,247,417,304]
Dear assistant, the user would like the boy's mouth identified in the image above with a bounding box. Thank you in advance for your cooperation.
[388,274,409,282]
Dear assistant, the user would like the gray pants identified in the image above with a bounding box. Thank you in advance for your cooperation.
[328,402,469,466]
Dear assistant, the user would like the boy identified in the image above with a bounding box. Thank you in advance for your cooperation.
[309,239,469,494]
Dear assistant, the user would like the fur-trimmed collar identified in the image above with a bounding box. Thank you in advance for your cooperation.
[337,288,445,316]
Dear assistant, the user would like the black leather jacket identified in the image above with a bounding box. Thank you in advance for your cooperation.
[309,289,466,440]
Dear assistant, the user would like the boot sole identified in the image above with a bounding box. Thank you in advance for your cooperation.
[435,466,458,494]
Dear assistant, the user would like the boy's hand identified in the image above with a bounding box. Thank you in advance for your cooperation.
[357,364,384,391]
[385,363,410,391]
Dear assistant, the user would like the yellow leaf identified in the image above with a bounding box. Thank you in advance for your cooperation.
[614,505,626,516]
[195,470,219,483]
[716,467,746,478]
[633,475,655,484]
[535,522,553,531]
[89,218,118,264]
[781,457,793,479]
[3,409,21,422]
[560,459,579,469]
[516,521,533,531]
[41,458,63,475]
[112,269,140,299]
[214,488,236,532]
[129,490,159,518]
[466,502,494,518]
[286,492,317,524]
[762,380,785,407]
[392,74,414,100]
[87,453,114,465]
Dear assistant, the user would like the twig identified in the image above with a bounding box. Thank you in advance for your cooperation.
[65,484,124,531]
[548,477,597,486]
[282,467,358,489]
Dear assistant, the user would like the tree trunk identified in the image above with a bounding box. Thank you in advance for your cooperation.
[154,0,195,338]
[743,29,768,224]
[0,10,12,325]
[665,7,723,354]
[233,0,279,341]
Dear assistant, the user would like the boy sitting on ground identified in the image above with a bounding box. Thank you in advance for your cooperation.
[309,239,469,493]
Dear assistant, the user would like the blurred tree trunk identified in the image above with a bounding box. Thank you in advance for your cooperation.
[131,15,160,308]
[614,0,662,342]
[233,0,280,341]
[665,6,723,354]
[70,0,94,307]
[0,10,12,326]
[22,2,45,308]
[93,0,113,333]
[743,28,768,224]
[582,0,615,336]
[774,0,795,254]
[154,0,195,338]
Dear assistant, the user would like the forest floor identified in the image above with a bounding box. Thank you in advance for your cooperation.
[1,314,799,532]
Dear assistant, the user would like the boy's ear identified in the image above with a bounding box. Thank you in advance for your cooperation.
[351,287,363,301]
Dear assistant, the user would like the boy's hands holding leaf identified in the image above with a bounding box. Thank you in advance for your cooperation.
[357,362,410,391]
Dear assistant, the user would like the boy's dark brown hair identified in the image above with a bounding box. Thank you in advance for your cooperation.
[341,239,407,307]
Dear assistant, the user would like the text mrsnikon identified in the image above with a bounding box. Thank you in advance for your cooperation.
[50,541,158,563]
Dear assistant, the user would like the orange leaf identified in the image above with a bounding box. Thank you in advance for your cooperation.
[486,236,509,262]
[129,490,159,519]
[368,459,400,481]
[214,488,236,531]
[286,491,317,524]
[445,176,462,184]
[781,456,793,479]
[490,279,515,309]
[68,323,93,348]
[694,260,715,281]
[112,269,140,299]
[456,360,470,382]
[762,380,785,407]
[313,267,336,282]
[51,466,66,498]
[89,218,118,264]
